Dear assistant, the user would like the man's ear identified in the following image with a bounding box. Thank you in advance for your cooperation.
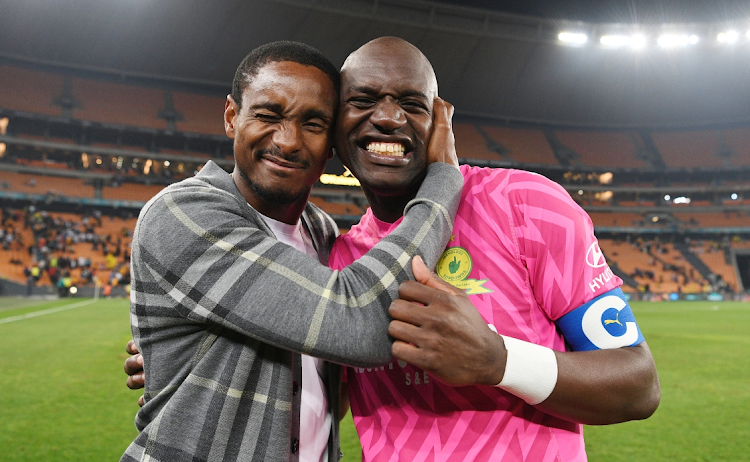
[328,147,336,160]
[224,95,238,139]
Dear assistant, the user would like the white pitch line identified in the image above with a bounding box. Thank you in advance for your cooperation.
[0,299,97,325]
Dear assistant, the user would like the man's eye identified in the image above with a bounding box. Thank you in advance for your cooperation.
[304,121,328,132]
[401,101,427,112]
[256,113,280,122]
[349,98,376,108]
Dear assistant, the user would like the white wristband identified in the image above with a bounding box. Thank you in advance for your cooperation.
[495,335,558,405]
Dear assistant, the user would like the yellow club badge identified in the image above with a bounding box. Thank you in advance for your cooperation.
[436,247,493,295]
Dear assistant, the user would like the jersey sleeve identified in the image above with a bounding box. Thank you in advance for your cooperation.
[507,171,622,321]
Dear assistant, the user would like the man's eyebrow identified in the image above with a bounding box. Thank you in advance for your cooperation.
[347,86,429,100]
[249,102,284,114]
[301,108,333,123]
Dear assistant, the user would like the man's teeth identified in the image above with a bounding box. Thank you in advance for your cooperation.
[366,142,405,156]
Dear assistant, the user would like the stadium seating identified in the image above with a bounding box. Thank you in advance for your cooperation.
[0,65,63,117]
[721,127,750,166]
[453,123,505,162]
[0,170,94,198]
[555,131,648,169]
[652,130,724,169]
[71,77,166,130]
[173,92,226,136]
[480,126,559,165]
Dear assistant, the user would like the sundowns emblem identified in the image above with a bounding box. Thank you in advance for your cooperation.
[435,247,493,295]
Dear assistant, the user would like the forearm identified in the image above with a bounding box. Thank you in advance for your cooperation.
[133,163,462,367]
[534,343,660,425]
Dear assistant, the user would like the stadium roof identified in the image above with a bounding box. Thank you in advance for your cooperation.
[1,0,749,129]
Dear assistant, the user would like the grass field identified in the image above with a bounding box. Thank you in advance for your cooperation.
[0,297,748,461]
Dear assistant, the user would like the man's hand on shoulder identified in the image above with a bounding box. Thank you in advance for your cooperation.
[388,256,506,387]
[124,340,145,407]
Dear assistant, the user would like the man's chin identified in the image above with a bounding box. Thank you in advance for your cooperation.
[248,181,310,206]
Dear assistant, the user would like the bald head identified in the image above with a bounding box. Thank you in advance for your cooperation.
[334,37,441,207]
[341,37,438,98]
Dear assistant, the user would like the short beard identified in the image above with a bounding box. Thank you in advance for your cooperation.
[239,168,311,206]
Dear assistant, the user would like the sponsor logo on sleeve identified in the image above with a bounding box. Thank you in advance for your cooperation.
[586,242,607,268]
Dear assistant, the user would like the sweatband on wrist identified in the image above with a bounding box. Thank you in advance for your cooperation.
[495,335,558,405]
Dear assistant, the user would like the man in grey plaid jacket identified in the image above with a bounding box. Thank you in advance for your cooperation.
[121,41,462,461]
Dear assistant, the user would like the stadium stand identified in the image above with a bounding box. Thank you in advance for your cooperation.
[0,170,94,198]
[481,126,559,165]
[71,77,166,130]
[173,92,226,136]
[0,65,63,117]
[651,130,724,169]
[2,61,749,298]
[453,123,504,162]
[722,127,750,166]
[555,131,649,169]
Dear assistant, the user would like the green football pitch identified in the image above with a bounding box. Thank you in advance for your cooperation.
[0,297,748,461]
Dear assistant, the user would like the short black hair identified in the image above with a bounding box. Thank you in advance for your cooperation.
[231,41,340,110]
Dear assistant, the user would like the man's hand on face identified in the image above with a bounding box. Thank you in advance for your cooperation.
[426,98,459,169]
[124,340,145,407]
[388,257,507,387]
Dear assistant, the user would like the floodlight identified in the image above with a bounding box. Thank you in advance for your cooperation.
[0,143,5,158]
[717,31,739,43]
[731,193,738,200]
[600,35,630,47]
[673,196,691,204]
[558,32,588,44]
[658,34,699,48]
[600,34,646,49]
[70,286,78,295]
[664,195,671,201]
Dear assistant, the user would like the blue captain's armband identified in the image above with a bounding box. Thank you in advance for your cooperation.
[557,288,645,351]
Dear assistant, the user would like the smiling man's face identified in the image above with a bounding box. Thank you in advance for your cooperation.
[225,60,336,214]
[335,38,438,198]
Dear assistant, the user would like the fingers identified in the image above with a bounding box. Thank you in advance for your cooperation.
[127,371,145,390]
[126,339,139,355]
[124,352,144,374]
[411,256,460,294]
[138,395,145,408]
[426,97,458,168]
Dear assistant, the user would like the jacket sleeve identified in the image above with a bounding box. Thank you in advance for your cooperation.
[131,163,462,367]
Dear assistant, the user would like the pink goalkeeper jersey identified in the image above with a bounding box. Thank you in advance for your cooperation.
[329,165,622,462]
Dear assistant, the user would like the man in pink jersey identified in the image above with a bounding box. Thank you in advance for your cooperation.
[127,36,659,461]
[327,37,659,461]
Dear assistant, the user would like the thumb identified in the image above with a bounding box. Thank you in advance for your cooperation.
[412,255,459,294]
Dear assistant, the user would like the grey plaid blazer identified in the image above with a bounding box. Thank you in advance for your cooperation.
[122,160,461,462]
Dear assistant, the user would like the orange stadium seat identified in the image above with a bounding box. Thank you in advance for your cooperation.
[453,123,504,162]
[173,92,226,136]
[0,171,94,198]
[102,183,166,202]
[71,77,166,129]
[0,65,63,117]
[651,130,723,169]
[481,126,558,165]
[555,131,649,169]
[721,127,750,166]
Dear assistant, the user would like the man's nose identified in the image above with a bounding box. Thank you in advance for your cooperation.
[272,121,302,152]
[370,98,406,132]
